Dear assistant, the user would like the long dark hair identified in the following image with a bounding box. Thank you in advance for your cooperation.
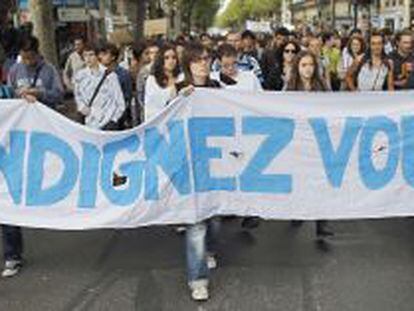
[278,39,301,74]
[181,42,211,85]
[151,44,180,88]
[347,36,365,59]
[279,40,301,63]
[361,32,390,69]
[285,51,328,91]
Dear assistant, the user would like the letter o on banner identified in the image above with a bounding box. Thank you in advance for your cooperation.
[359,117,400,190]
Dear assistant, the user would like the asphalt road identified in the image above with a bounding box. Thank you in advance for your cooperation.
[1,218,414,311]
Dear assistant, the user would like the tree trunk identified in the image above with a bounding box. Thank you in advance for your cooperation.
[0,0,14,27]
[183,0,196,33]
[29,0,58,67]
[135,0,147,42]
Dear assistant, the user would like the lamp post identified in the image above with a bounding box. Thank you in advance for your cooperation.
[353,0,358,29]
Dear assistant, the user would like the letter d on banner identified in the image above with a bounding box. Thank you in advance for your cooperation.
[26,132,79,206]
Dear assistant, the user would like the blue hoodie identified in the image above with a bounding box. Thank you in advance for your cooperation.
[7,58,64,108]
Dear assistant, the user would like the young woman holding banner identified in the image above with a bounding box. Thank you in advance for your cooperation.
[176,42,221,302]
[284,51,334,240]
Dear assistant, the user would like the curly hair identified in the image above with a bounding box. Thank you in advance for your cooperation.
[151,44,180,88]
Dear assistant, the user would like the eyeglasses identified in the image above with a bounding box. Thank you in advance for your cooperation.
[222,63,237,69]
[284,49,297,54]
[164,55,177,61]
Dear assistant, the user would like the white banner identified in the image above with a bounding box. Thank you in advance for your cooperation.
[1,89,414,229]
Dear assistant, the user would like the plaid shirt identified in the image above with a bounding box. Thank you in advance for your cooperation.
[212,53,263,83]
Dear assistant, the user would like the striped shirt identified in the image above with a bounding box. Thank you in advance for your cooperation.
[74,65,126,129]
[357,62,389,91]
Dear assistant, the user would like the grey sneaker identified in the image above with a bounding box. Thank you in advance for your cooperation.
[1,260,22,278]
[189,279,209,301]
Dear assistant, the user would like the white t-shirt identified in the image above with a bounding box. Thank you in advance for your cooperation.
[144,75,176,121]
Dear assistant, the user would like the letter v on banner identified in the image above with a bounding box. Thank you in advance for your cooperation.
[310,117,363,188]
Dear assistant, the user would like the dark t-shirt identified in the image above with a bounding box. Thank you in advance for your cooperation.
[389,50,414,89]
[176,79,221,93]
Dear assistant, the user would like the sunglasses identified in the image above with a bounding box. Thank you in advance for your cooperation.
[284,49,297,54]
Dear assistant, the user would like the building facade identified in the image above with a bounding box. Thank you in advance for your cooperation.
[290,0,412,31]
[378,0,410,31]
[290,0,359,29]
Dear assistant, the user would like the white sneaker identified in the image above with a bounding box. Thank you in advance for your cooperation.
[1,260,22,278]
[206,254,217,270]
[175,226,187,234]
[189,280,209,301]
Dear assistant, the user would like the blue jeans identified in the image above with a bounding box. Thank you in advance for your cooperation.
[185,218,220,283]
[1,225,23,261]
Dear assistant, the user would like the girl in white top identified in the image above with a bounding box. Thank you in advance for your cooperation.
[144,44,180,121]
[346,32,394,91]
[337,36,365,89]
[211,43,262,92]
[74,45,125,130]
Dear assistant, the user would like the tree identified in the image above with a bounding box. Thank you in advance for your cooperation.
[192,0,221,31]
[135,0,147,42]
[167,0,220,33]
[0,0,16,27]
[29,0,58,67]
[217,0,281,28]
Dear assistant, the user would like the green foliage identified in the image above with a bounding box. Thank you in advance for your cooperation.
[167,0,221,31]
[217,0,281,27]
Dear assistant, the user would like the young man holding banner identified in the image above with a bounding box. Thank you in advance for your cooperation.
[8,36,64,108]
[2,35,63,278]
[0,83,23,278]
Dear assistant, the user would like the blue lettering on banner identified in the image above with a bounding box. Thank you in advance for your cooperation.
[240,117,294,193]
[188,117,236,192]
[3,114,414,208]
[310,117,363,188]
[402,116,414,187]
[144,121,191,200]
[78,142,101,208]
[101,134,144,206]
[359,117,400,190]
[0,131,26,204]
[26,132,79,206]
